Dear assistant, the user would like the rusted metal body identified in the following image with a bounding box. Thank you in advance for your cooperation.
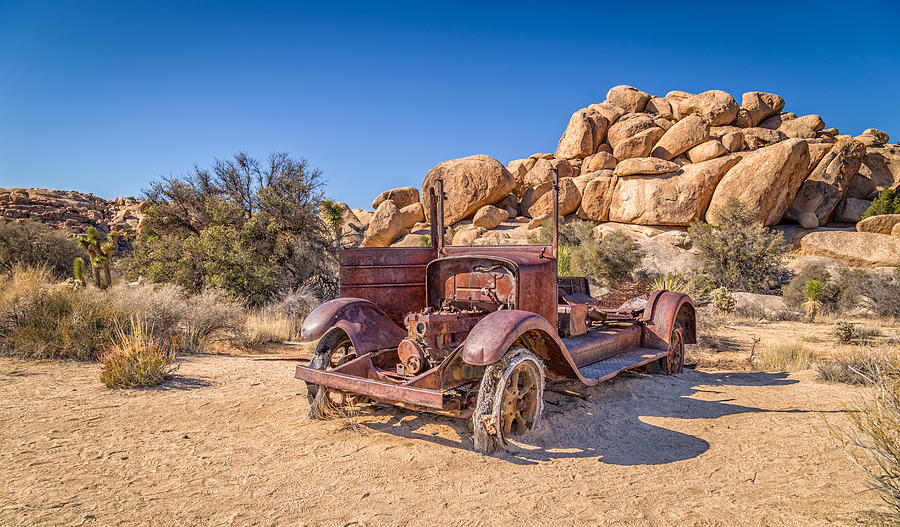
[296,171,697,422]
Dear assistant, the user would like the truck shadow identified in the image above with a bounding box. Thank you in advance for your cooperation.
[356,369,832,466]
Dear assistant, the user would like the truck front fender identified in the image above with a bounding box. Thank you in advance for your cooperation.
[642,291,696,350]
[461,310,579,379]
[300,297,406,354]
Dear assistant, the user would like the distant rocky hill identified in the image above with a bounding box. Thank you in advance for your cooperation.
[0,188,144,239]
[339,85,900,269]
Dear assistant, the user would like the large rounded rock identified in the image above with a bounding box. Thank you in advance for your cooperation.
[555,108,608,159]
[799,231,900,267]
[587,102,626,125]
[614,157,681,176]
[686,140,727,163]
[644,97,673,119]
[506,159,532,191]
[606,85,651,113]
[721,131,744,152]
[362,200,408,247]
[759,113,796,130]
[399,202,425,229]
[779,114,826,139]
[676,90,739,126]
[784,137,866,226]
[607,113,659,149]
[650,114,711,160]
[613,128,665,160]
[848,148,900,199]
[862,128,890,146]
[576,173,617,222]
[582,152,617,173]
[740,92,785,127]
[858,214,900,234]
[833,198,872,223]
[706,139,811,226]
[608,155,742,226]
[472,204,507,230]
[525,178,581,218]
[741,127,788,147]
[372,186,420,210]
[664,91,694,118]
[421,155,516,225]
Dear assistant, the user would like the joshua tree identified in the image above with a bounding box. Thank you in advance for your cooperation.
[319,199,345,251]
[73,257,87,286]
[99,232,119,287]
[77,227,103,288]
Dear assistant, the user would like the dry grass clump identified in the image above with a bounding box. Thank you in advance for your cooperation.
[831,375,900,517]
[817,347,900,385]
[242,310,297,347]
[0,266,247,359]
[751,339,817,372]
[0,266,121,359]
[100,319,177,388]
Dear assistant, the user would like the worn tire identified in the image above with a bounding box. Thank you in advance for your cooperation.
[306,329,357,419]
[647,322,685,375]
[472,347,545,454]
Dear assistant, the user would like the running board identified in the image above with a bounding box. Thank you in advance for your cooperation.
[576,348,668,383]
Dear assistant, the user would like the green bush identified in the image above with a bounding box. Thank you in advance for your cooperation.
[689,199,789,293]
[861,188,900,219]
[0,220,82,279]
[571,232,645,285]
[126,152,337,305]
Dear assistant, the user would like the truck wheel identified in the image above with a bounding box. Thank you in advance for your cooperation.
[307,330,357,419]
[472,347,544,454]
[647,323,685,375]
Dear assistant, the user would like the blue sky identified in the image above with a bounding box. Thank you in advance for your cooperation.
[1,1,898,210]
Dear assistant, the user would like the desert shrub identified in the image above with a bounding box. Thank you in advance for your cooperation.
[179,289,244,353]
[835,375,900,515]
[528,220,642,284]
[751,340,816,371]
[420,234,431,247]
[0,266,123,359]
[834,321,857,343]
[817,348,900,385]
[783,265,842,314]
[108,283,187,340]
[861,187,900,219]
[557,245,572,276]
[571,232,644,285]
[100,319,177,388]
[711,287,736,315]
[0,220,82,279]
[688,199,789,293]
[827,267,900,317]
[126,152,338,305]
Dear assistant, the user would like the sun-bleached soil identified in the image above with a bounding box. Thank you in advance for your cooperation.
[0,352,890,526]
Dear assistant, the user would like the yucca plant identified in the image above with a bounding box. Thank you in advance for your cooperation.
[802,279,824,322]
[73,257,87,287]
[420,234,431,247]
[650,272,692,294]
[77,226,103,288]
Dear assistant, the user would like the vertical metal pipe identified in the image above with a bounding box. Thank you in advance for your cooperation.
[551,167,559,258]
[429,187,439,252]
[435,179,446,253]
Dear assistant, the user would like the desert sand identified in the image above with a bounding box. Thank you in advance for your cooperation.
[0,352,888,526]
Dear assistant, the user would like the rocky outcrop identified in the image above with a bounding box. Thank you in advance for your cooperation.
[784,137,866,226]
[614,157,681,176]
[650,115,710,160]
[421,155,516,225]
[676,90,739,126]
[0,188,143,238]
[799,231,900,267]
[608,155,741,226]
[706,139,811,226]
[740,92,785,127]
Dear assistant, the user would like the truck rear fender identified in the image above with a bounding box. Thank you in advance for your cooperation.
[642,291,696,350]
[300,297,407,354]
[461,310,579,379]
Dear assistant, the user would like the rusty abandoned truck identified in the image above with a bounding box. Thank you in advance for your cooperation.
[296,172,696,453]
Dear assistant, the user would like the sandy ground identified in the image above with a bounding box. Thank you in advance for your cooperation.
[1,347,893,527]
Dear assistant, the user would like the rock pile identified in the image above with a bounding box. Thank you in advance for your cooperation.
[348,85,900,268]
[0,188,143,238]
